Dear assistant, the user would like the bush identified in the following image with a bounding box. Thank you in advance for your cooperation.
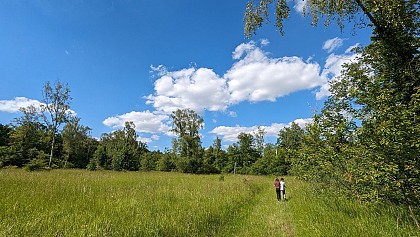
[24,151,49,171]
[24,159,48,171]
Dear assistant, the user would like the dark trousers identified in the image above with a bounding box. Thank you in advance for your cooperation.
[276,188,281,201]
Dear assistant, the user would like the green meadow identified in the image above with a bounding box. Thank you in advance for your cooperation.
[0,169,418,236]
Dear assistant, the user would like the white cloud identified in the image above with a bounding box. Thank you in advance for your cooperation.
[103,41,360,145]
[0,97,77,116]
[345,43,360,54]
[260,38,270,46]
[227,111,237,117]
[146,67,230,114]
[226,41,325,103]
[316,45,360,100]
[0,97,43,113]
[103,110,171,135]
[210,118,312,143]
[294,0,307,14]
[146,41,325,114]
[210,125,256,143]
[315,83,331,100]
[137,134,160,144]
[323,37,345,53]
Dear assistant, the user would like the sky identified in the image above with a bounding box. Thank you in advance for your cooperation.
[0,0,372,150]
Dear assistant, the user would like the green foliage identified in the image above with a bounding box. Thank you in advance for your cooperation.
[156,152,177,172]
[92,122,145,171]
[6,110,49,167]
[252,144,288,175]
[140,151,161,171]
[244,0,290,37]
[23,151,49,171]
[87,144,108,170]
[0,123,12,146]
[170,109,204,173]
[243,1,418,38]
[41,80,72,167]
[62,117,97,168]
[244,1,420,224]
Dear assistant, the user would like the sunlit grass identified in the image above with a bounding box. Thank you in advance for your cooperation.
[0,169,418,236]
[0,169,266,236]
[286,179,419,237]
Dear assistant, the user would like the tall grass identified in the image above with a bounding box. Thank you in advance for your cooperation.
[0,169,266,236]
[286,178,419,237]
[0,169,418,236]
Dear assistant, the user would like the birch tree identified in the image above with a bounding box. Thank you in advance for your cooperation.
[41,80,72,167]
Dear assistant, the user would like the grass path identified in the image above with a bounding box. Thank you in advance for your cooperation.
[239,186,294,237]
[218,176,295,237]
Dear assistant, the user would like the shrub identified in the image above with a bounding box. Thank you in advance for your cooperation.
[24,159,48,171]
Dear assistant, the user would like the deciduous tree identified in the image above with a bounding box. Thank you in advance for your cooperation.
[41,80,72,167]
[170,108,204,173]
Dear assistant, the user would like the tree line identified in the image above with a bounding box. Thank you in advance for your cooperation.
[0,91,295,176]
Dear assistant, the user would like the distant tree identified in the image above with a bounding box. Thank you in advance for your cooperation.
[40,80,72,167]
[0,124,13,168]
[252,143,288,175]
[157,149,176,172]
[170,108,204,173]
[226,132,260,174]
[225,143,240,173]
[201,146,219,174]
[88,122,145,171]
[212,137,227,172]
[140,151,162,171]
[87,144,109,170]
[62,117,97,168]
[277,122,304,151]
[254,126,266,156]
[5,106,49,167]
[0,123,12,147]
[238,132,260,170]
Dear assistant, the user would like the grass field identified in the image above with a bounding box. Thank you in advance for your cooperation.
[0,169,418,236]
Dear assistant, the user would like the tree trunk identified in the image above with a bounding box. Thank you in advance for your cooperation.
[48,135,55,168]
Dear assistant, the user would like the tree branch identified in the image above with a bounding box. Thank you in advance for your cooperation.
[353,0,385,36]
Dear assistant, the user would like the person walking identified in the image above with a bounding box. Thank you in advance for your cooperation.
[280,178,286,201]
[274,177,281,201]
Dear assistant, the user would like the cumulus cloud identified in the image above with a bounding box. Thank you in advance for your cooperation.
[226,41,325,103]
[316,46,360,99]
[323,37,345,53]
[103,110,171,135]
[102,40,359,145]
[0,97,43,113]
[0,97,76,116]
[210,118,312,143]
[146,67,230,114]
[146,41,325,114]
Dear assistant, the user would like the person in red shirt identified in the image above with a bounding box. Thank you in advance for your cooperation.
[274,177,281,201]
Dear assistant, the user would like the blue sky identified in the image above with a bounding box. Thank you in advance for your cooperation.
[0,0,372,150]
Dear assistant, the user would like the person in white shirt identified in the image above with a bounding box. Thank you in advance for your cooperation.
[280,178,286,201]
